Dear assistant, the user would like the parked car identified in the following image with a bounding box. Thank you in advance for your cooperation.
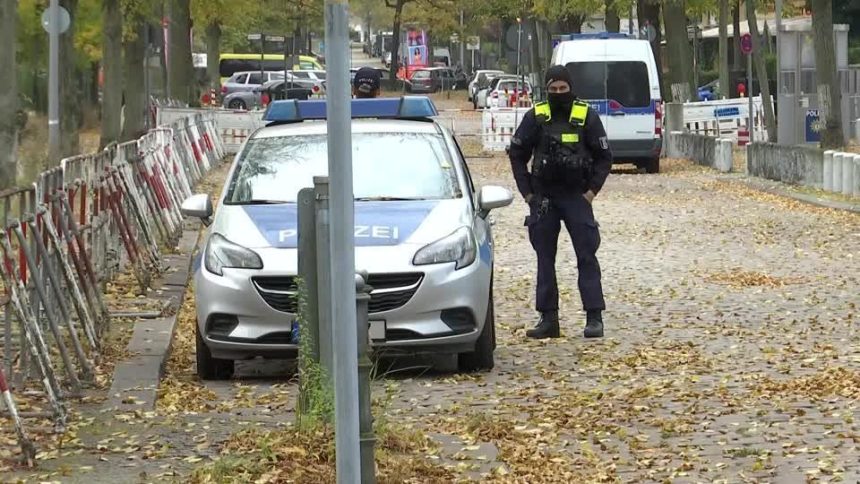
[408,68,457,94]
[180,96,513,379]
[469,70,504,102]
[221,71,285,97]
[698,79,719,101]
[222,78,317,110]
[487,78,532,108]
[474,75,518,109]
[552,33,663,173]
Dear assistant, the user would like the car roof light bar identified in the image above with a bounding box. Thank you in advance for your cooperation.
[263,96,439,123]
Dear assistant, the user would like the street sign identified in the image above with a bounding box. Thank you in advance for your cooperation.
[450,33,459,44]
[247,33,262,41]
[740,33,753,54]
[466,36,480,50]
[805,109,822,143]
[269,35,286,42]
[41,5,70,34]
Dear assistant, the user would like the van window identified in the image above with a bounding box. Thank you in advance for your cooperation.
[566,61,651,107]
[221,59,255,77]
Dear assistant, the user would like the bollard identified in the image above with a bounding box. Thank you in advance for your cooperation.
[854,155,860,198]
[833,152,844,193]
[313,176,334,377]
[297,187,320,363]
[716,138,733,173]
[843,153,855,197]
[823,150,834,191]
[355,272,376,484]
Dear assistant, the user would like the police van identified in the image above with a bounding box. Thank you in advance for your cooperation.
[551,32,663,173]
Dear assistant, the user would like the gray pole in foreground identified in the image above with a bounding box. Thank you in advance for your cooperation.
[748,50,754,143]
[324,0,360,481]
[775,0,782,142]
[48,0,60,163]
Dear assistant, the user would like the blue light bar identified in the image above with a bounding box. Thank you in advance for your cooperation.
[263,96,438,123]
[567,32,632,40]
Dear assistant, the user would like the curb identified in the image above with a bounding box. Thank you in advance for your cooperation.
[718,175,860,214]
[102,227,202,412]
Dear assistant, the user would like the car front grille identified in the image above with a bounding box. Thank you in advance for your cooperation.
[253,273,423,315]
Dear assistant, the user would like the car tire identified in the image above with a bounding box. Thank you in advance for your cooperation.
[228,99,246,110]
[458,284,496,372]
[645,157,660,174]
[196,324,234,380]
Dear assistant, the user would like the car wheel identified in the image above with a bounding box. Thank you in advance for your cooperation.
[645,157,660,174]
[196,324,234,380]
[458,283,495,372]
[228,99,246,110]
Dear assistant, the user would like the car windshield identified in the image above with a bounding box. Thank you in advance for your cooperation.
[224,133,461,203]
[413,71,430,79]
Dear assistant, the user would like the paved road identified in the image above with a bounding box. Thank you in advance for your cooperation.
[193,154,859,480]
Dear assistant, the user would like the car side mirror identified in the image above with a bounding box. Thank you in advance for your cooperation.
[477,185,513,218]
[181,193,213,226]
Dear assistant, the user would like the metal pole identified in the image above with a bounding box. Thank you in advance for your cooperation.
[459,11,465,69]
[629,3,634,36]
[260,33,265,84]
[48,0,60,163]
[748,50,754,143]
[325,0,360,480]
[775,0,783,142]
[297,187,320,363]
[355,273,376,484]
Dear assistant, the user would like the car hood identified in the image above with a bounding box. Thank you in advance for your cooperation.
[211,199,472,249]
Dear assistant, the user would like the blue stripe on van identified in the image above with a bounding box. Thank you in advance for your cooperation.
[584,99,656,116]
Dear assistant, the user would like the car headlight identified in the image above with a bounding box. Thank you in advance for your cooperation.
[204,233,263,276]
[412,227,476,270]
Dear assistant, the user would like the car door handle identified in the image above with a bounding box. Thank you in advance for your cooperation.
[609,112,626,116]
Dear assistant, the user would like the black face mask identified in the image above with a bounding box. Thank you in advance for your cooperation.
[547,91,574,114]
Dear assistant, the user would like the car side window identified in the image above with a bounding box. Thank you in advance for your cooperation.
[248,72,262,84]
[234,73,248,84]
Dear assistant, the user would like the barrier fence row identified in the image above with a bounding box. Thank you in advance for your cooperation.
[0,111,224,462]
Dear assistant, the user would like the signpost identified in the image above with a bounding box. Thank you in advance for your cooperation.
[43,2,70,164]
[741,33,754,143]
[466,36,479,72]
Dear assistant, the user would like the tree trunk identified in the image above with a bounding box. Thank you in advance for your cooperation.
[529,18,542,75]
[205,22,221,90]
[605,0,621,32]
[560,15,586,34]
[732,0,741,71]
[389,0,404,81]
[746,0,776,141]
[663,0,695,100]
[59,0,80,161]
[638,0,664,97]
[0,0,17,188]
[100,0,123,148]
[811,0,844,148]
[122,23,147,141]
[718,0,730,99]
[167,0,194,104]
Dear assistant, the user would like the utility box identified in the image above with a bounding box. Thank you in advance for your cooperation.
[777,21,858,145]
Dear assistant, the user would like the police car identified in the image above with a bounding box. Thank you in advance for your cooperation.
[180,97,513,379]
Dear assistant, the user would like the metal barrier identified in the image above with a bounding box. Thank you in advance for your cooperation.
[480,107,531,152]
[0,111,224,461]
[157,107,264,155]
[683,96,770,145]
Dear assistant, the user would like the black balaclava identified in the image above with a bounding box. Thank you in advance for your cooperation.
[544,65,575,116]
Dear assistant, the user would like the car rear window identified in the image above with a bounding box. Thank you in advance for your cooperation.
[225,133,461,203]
[566,61,651,107]
[413,71,430,79]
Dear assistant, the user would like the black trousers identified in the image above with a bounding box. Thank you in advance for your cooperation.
[525,193,605,313]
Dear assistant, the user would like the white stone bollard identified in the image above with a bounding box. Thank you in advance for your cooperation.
[715,138,733,173]
[832,152,844,193]
[844,153,856,196]
[823,150,834,191]
[854,155,860,198]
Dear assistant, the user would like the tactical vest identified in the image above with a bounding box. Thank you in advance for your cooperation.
[531,100,591,190]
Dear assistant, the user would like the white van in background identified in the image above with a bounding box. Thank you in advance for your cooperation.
[552,33,663,173]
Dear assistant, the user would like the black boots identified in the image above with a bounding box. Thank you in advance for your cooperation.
[526,311,560,339]
[584,310,604,338]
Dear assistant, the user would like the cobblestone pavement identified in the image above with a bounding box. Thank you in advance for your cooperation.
[5,128,859,482]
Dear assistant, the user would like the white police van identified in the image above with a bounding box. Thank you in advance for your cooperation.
[552,32,663,173]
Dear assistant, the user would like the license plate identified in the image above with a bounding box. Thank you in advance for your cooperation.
[369,320,385,341]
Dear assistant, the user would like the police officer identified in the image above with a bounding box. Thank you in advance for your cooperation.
[508,65,612,339]
[353,66,382,98]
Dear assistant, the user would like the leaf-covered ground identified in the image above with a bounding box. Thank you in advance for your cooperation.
[3,143,859,482]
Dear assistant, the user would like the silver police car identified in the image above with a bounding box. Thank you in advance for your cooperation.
[181,97,513,379]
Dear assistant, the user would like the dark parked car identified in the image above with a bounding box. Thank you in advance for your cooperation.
[408,68,457,94]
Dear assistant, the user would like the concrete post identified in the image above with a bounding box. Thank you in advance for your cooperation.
[823,150,834,191]
[668,131,683,159]
[716,138,733,173]
[313,177,333,378]
[853,155,860,198]
[843,153,855,197]
[832,153,844,193]
[354,273,376,484]
[665,103,685,133]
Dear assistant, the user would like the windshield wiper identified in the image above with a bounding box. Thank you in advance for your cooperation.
[227,199,287,205]
[354,196,428,201]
